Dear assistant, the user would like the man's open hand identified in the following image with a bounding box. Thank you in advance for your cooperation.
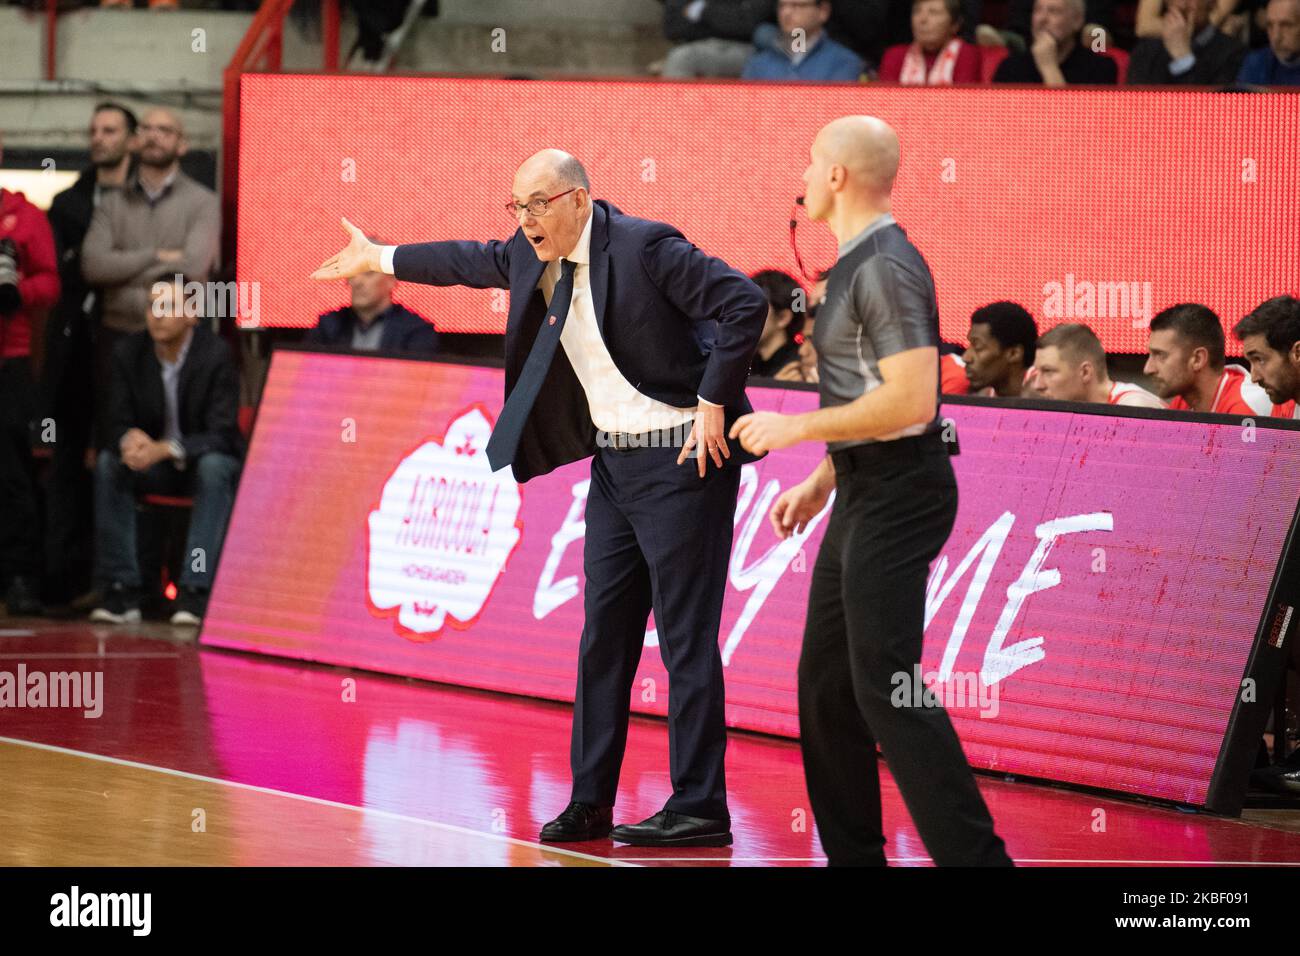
[309,217,381,280]
[677,402,731,477]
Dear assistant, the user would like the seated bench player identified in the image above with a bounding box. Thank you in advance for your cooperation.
[961,301,1039,398]
[1233,295,1300,420]
[1144,303,1271,414]
[1032,322,1165,408]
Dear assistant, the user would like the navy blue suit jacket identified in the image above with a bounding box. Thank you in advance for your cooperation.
[391,200,768,482]
[307,303,439,355]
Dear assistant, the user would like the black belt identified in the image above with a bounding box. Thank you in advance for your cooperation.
[599,420,694,452]
[830,428,955,475]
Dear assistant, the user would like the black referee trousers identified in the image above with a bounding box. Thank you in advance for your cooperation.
[798,430,1012,866]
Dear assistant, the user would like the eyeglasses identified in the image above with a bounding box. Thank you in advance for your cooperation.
[138,123,180,136]
[504,188,576,220]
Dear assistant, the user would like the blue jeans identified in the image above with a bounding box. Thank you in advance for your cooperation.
[94,449,240,592]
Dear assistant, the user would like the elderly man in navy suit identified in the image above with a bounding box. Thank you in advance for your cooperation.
[311,150,767,847]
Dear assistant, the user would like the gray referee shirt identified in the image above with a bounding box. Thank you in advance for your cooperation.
[811,213,942,451]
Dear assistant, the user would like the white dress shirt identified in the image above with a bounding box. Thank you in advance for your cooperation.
[159,327,194,468]
[380,213,717,435]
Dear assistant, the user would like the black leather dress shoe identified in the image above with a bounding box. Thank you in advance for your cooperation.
[610,810,732,847]
[1253,763,1300,795]
[539,801,614,842]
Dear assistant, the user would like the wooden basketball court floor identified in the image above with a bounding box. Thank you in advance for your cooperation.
[1,619,1298,867]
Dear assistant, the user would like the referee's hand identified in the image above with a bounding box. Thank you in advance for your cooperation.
[309,217,382,279]
[729,411,802,456]
[769,474,832,540]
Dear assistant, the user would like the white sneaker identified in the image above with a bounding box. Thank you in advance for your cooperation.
[89,585,142,624]
[89,606,141,624]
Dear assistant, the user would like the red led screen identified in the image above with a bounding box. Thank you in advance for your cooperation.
[236,74,1299,351]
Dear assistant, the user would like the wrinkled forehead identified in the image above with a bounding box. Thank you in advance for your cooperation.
[511,161,560,201]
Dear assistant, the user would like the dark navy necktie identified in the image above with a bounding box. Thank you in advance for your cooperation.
[486,258,577,473]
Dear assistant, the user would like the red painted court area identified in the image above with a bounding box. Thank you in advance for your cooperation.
[1,621,1297,866]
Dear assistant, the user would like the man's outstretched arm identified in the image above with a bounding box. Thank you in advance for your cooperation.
[310,217,511,289]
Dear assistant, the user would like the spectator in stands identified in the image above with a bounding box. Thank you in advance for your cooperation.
[774,269,827,382]
[1127,0,1248,84]
[1005,0,1115,45]
[1236,0,1300,84]
[92,276,242,627]
[993,0,1119,84]
[823,0,893,64]
[307,239,439,354]
[962,301,1039,396]
[1144,303,1271,414]
[1233,295,1300,418]
[81,106,220,451]
[879,0,982,83]
[82,104,218,460]
[661,0,776,78]
[345,0,437,68]
[1135,0,1245,41]
[743,0,867,80]
[748,269,805,376]
[1032,322,1165,406]
[0,130,61,617]
[42,102,139,610]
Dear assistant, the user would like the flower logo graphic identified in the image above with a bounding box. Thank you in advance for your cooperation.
[367,406,522,636]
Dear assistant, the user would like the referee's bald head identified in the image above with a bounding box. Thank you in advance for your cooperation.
[817,116,900,196]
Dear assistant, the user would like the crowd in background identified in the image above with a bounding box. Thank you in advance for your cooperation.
[0,101,439,626]
[6,0,1296,86]
[659,0,1300,86]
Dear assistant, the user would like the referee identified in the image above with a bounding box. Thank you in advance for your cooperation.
[730,116,1012,866]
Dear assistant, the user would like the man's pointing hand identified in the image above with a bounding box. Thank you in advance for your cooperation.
[309,217,382,279]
